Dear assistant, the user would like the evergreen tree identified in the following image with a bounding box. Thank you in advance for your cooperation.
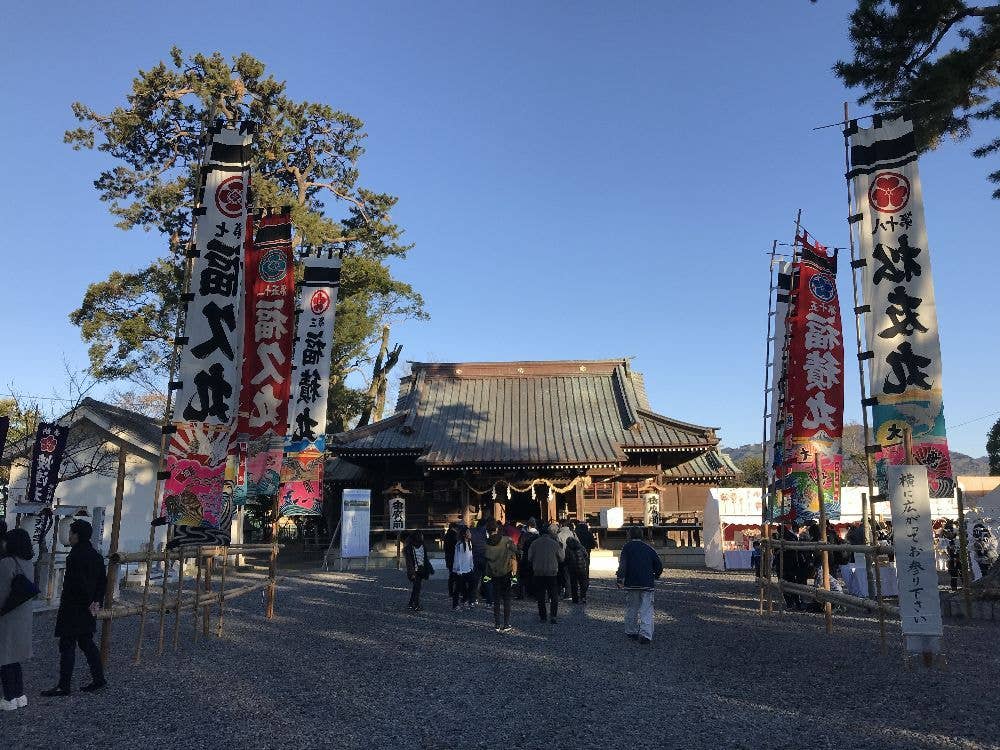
[987,416,1000,475]
[66,49,427,431]
[834,1,1000,197]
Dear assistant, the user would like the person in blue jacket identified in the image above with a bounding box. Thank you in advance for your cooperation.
[615,526,663,644]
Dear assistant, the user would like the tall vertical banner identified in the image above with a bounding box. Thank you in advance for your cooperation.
[781,236,843,521]
[26,422,69,505]
[232,213,296,505]
[848,115,954,498]
[765,261,791,521]
[164,125,251,534]
[887,464,942,651]
[279,256,341,516]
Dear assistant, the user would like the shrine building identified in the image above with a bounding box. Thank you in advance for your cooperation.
[327,359,739,532]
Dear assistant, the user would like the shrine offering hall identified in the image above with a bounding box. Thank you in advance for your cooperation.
[327,359,739,530]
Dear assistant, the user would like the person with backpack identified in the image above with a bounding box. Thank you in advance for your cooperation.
[0,528,35,711]
[564,534,590,604]
[615,525,663,644]
[516,518,540,599]
[451,526,475,610]
[484,523,518,632]
[42,519,107,697]
[403,531,433,612]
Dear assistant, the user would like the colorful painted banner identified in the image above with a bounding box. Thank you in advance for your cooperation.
[26,422,69,505]
[765,261,791,521]
[232,212,296,505]
[781,233,843,521]
[887,464,943,648]
[848,115,954,498]
[279,255,341,515]
[164,125,251,530]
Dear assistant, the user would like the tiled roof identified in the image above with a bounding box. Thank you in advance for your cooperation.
[661,450,742,481]
[332,359,720,469]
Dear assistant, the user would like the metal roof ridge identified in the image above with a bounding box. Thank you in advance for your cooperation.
[634,407,718,435]
[330,411,407,444]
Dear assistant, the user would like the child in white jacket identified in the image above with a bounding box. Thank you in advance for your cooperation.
[452,527,475,610]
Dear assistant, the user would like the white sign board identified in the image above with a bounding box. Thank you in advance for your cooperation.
[341,489,371,559]
[887,465,942,648]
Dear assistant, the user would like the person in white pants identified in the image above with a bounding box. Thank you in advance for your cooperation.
[615,526,663,644]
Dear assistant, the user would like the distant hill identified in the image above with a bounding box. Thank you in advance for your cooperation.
[722,442,991,477]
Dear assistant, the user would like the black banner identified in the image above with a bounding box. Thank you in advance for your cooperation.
[27,422,69,505]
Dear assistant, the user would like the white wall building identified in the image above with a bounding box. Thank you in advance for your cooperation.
[4,398,165,556]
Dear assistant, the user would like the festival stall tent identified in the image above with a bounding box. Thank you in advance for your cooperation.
[704,486,960,570]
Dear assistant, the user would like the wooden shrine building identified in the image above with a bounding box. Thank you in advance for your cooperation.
[328,359,739,529]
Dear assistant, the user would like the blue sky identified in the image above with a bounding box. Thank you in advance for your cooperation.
[1,1,996,456]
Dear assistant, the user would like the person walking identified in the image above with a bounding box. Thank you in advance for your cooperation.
[484,523,518,632]
[516,519,540,600]
[564,534,590,604]
[42,519,107,697]
[615,526,663,644]
[451,527,475,610]
[443,522,459,599]
[555,520,577,599]
[527,523,564,624]
[0,528,35,710]
[403,531,433,612]
[575,519,597,553]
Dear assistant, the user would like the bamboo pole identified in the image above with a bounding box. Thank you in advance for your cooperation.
[172,551,185,649]
[202,554,213,637]
[843,100,880,605]
[216,546,228,638]
[762,540,892,554]
[868,493,887,653]
[156,549,172,655]
[132,535,155,663]
[956,487,974,619]
[266,495,279,618]
[97,577,278,619]
[759,239,780,615]
[192,548,203,639]
[815,453,833,634]
[100,447,128,666]
[760,579,900,617]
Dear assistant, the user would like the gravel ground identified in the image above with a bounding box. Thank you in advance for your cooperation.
[4,567,998,750]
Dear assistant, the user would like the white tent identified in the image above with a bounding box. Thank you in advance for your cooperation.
[703,486,960,571]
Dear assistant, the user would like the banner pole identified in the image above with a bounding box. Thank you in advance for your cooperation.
[815,453,833,634]
[956,487,974,620]
[135,111,218,662]
[843,100,880,604]
[759,239,780,615]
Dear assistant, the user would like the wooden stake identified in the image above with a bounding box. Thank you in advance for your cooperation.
[265,495,279,618]
[202,554,213,637]
[172,551,185,649]
[156,549,171,655]
[192,548,203,638]
[216,547,228,638]
[815,453,833,634]
[100,447,128,666]
[956,487,974,620]
[868,494,887,653]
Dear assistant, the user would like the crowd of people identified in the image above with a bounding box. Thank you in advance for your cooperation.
[401,519,665,642]
[0,518,108,711]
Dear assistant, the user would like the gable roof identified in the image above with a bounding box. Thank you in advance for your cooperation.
[332,359,722,470]
[3,397,161,463]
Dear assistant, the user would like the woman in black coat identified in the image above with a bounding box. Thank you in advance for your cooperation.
[41,519,107,697]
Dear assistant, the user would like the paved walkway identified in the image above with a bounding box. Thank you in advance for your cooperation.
[6,568,998,749]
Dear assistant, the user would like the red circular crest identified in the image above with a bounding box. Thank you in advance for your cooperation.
[215,176,245,218]
[310,289,331,315]
[40,435,58,453]
[868,172,910,214]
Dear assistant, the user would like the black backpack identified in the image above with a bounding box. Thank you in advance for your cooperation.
[1,560,40,615]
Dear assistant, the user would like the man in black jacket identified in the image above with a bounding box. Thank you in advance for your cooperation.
[41,519,107,696]
[615,526,663,643]
[443,522,459,598]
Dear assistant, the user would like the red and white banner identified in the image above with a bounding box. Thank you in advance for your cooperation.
[280,255,341,515]
[848,115,953,498]
[231,212,296,504]
[164,126,251,530]
[781,232,843,520]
